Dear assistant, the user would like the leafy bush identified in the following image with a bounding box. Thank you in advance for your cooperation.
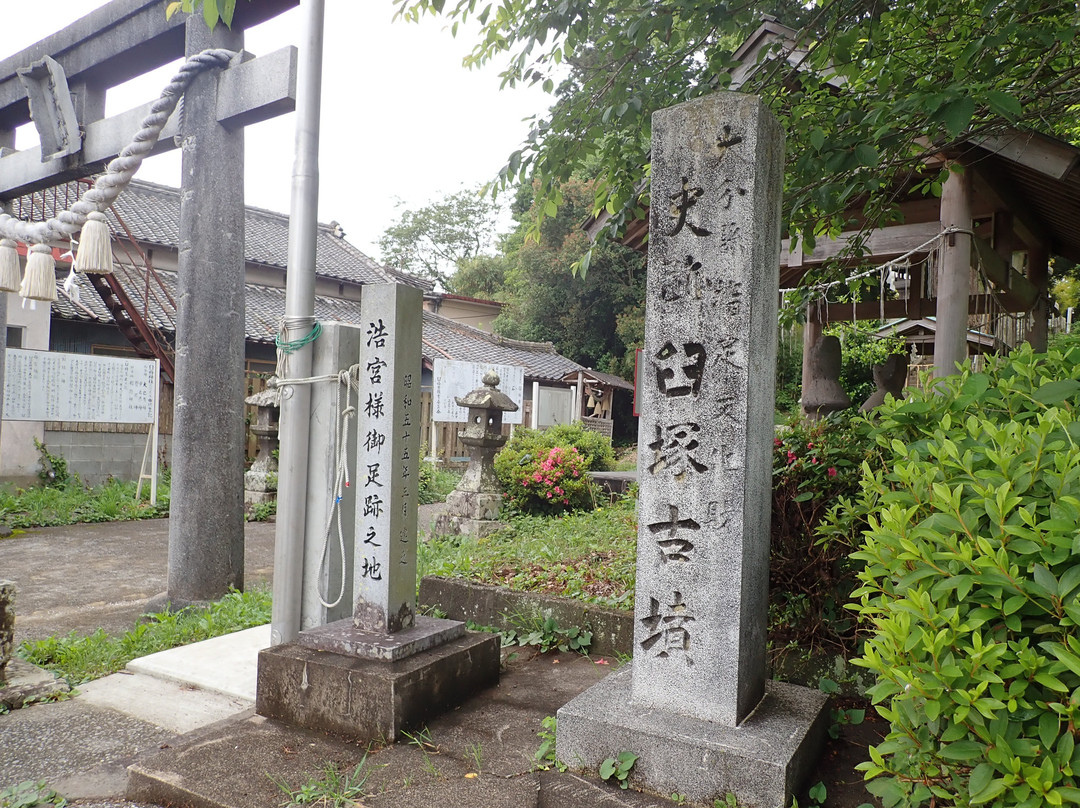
[496,443,594,514]
[541,423,616,471]
[838,342,1080,807]
[34,438,70,488]
[770,415,874,661]
[495,425,609,514]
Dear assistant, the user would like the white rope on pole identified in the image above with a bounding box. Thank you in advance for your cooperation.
[0,49,237,245]
[268,364,361,610]
[315,365,360,609]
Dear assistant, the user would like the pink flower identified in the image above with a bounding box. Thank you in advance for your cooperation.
[786,451,797,464]
[807,442,814,449]
[554,487,563,494]
[811,457,818,465]
[827,467,837,477]
[546,492,553,498]
[774,438,782,447]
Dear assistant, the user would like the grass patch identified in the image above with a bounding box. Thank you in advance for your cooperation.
[420,496,636,609]
[18,586,271,685]
[419,462,461,505]
[0,476,169,530]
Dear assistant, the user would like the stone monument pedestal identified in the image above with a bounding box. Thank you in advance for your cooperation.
[557,667,827,808]
[256,618,499,741]
[0,580,70,709]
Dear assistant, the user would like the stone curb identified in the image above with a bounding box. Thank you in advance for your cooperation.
[419,576,634,659]
[418,576,871,696]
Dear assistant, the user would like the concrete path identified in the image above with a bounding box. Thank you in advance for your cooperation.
[0,518,275,646]
[0,505,462,807]
[2,504,445,645]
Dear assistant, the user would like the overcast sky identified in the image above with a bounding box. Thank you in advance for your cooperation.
[4,2,551,257]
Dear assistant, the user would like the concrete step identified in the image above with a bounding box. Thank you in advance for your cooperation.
[125,623,270,701]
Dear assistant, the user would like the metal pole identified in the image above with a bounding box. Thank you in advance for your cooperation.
[271,0,326,646]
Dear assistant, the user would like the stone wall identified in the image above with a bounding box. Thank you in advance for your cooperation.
[43,428,170,484]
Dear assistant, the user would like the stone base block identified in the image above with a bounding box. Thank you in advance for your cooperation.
[556,666,828,808]
[445,489,502,520]
[243,490,276,506]
[298,615,465,661]
[0,658,71,709]
[256,630,499,742]
[433,513,505,538]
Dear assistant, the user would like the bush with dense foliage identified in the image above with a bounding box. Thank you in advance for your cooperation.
[496,442,594,515]
[494,424,613,514]
[837,340,1080,808]
[770,414,874,661]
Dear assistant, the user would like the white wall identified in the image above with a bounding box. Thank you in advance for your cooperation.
[1,293,50,481]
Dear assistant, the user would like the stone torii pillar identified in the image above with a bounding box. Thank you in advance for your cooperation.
[165,17,248,608]
[0,0,298,609]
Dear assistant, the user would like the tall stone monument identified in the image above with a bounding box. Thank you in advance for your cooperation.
[557,93,827,807]
[257,284,500,741]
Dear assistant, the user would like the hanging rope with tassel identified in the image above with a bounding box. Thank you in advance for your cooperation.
[0,49,238,300]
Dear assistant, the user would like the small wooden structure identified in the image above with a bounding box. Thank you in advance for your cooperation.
[561,368,635,439]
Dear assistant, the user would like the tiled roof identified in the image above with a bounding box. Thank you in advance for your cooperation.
[52,269,583,382]
[421,311,583,382]
[13,179,432,291]
[560,367,635,391]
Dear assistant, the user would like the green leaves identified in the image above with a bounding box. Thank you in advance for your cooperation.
[842,340,1080,807]
[164,0,236,31]
[1033,379,1080,406]
[599,751,638,789]
[940,96,976,138]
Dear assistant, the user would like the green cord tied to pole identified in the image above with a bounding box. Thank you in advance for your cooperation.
[276,320,322,355]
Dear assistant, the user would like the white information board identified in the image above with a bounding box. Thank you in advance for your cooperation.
[3,348,158,423]
[432,359,524,424]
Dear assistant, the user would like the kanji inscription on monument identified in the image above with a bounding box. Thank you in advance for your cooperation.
[556,91,827,808]
[354,284,422,634]
[631,91,783,727]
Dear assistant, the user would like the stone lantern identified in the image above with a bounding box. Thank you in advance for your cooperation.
[435,371,519,537]
[244,381,281,507]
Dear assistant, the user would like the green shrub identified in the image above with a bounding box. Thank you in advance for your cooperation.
[541,423,616,471]
[494,425,610,514]
[839,342,1080,807]
[770,415,874,661]
[496,443,594,514]
[34,438,70,488]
